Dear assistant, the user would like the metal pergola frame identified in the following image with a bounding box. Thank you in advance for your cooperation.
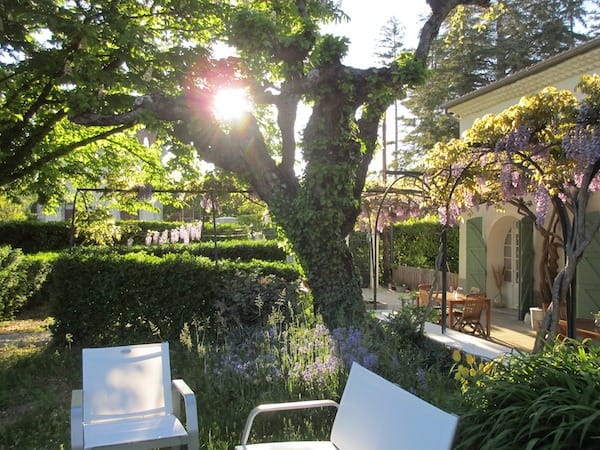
[69,186,256,263]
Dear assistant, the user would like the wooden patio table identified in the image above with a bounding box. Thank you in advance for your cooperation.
[558,318,600,342]
[433,293,492,338]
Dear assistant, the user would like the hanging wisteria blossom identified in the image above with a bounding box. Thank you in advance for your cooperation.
[563,125,600,165]
[533,185,551,226]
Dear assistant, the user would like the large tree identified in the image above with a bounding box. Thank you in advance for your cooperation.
[2,0,490,328]
[0,0,222,205]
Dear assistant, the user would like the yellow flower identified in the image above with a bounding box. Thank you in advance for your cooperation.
[465,354,475,366]
[469,368,477,377]
[452,349,462,362]
[458,365,469,377]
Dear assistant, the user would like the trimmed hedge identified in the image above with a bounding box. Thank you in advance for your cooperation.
[0,221,71,253]
[350,218,459,285]
[0,246,56,319]
[393,219,459,273]
[48,251,303,347]
[114,239,287,262]
[0,240,288,320]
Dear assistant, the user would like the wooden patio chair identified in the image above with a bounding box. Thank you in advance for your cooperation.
[71,342,199,450]
[418,283,443,324]
[453,297,487,337]
[417,284,432,306]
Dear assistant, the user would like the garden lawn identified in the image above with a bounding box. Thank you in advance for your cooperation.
[2,305,597,450]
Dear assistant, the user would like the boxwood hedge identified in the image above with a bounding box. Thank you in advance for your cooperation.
[48,251,303,347]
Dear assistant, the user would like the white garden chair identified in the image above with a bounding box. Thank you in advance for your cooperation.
[71,342,199,450]
[236,362,458,450]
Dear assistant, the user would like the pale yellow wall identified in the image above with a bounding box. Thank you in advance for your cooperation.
[459,192,600,310]
[456,72,599,134]
[459,203,553,309]
[448,40,600,135]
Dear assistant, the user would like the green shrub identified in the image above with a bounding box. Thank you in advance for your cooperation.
[48,251,303,347]
[349,217,459,285]
[19,252,57,311]
[0,246,56,319]
[0,246,27,319]
[123,240,287,261]
[0,220,256,253]
[348,232,370,288]
[454,339,600,450]
[393,218,459,272]
[0,221,71,253]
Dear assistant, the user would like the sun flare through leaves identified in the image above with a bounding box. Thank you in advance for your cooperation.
[213,88,251,121]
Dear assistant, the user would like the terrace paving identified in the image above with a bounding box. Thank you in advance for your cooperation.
[363,288,536,354]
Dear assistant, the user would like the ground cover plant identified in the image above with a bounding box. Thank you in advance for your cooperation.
[452,339,600,450]
[1,300,599,449]
[0,302,459,449]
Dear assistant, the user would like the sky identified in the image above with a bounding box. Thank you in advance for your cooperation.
[325,0,432,68]
[320,1,433,175]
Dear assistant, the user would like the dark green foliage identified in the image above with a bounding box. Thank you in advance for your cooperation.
[0,219,255,253]
[0,221,71,253]
[0,246,26,319]
[393,219,459,273]
[0,246,56,319]
[72,239,287,262]
[348,232,371,288]
[454,339,600,450]
[349,218,459,284]
[18,252,57,312]
[48,251,303,347]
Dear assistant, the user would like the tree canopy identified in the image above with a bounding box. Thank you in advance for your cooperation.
[1,0,490,327]
[1,0,224,205]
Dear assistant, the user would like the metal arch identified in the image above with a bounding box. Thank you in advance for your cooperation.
[369,171,425,310]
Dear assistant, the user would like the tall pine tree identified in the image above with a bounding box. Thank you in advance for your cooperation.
[404,0,595,165]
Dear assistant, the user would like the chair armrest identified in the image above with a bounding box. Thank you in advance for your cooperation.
[240,399,339,445]
[71,389,84,450]
[172,379,199,450]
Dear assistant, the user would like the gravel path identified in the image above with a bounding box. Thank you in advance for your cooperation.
[0,307,53,349]
[0,329,52,348]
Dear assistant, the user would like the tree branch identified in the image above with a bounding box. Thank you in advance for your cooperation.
[416,0,491,63]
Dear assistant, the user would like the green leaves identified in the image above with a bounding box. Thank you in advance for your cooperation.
[455,340,600,450]
[1,0,221,201]
[48,250,302,346]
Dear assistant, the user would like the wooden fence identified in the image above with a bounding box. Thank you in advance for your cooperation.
[392,266,458,291]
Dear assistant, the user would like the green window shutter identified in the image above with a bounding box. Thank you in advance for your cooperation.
[519,217,534,320]
[575,212,600,318]
[466,217,486,294]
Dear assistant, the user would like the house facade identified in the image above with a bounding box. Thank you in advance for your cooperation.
[444,37,600,320]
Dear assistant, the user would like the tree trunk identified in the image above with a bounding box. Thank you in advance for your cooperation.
[297,234,366,328]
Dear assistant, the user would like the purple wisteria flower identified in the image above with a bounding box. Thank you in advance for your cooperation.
[563,125,600,165]
[533,185,551,225]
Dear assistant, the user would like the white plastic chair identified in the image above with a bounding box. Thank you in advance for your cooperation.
[71,342,199,450]
[236,362,458,450]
